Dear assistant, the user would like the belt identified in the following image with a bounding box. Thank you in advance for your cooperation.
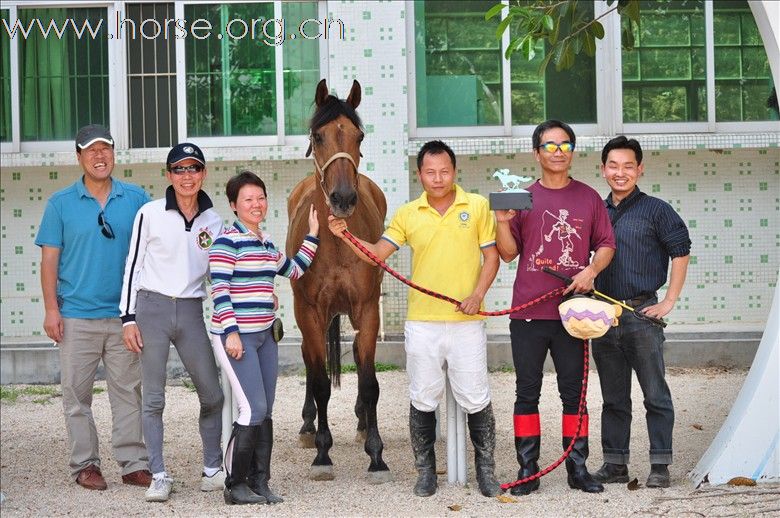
[619,294,655,308]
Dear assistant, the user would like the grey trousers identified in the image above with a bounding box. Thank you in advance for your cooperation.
[136,290,224,474]
[59,318,148,480]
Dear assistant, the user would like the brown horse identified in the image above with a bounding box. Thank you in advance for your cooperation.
[286,79,391,483]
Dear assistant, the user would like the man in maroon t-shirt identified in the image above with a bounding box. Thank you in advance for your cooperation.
[495,120,615,495]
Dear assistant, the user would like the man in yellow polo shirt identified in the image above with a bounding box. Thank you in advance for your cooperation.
[328,140,500,498]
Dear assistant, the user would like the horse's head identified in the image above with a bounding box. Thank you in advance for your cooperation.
[307,79,364,218]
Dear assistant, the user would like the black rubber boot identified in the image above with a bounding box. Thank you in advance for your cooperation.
[467,403,502,497]
[224,423,266,505]
[563,436,604,493]
[409,404,437,497]
[510,435,541,496]
[248,418,284,503]
[593,462,629,484]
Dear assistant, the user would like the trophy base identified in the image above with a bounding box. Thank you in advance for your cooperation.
[490,190,533,210]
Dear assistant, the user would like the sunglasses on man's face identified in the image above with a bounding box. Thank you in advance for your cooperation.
[169,164,205,175]
[538,141,575,153]
[97,211,115,239]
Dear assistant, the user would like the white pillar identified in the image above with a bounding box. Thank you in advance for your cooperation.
[445,377,468,485]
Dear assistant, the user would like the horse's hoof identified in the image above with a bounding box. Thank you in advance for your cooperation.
[366,470,394,485]
[354,430,368,443]
[309,465,335,481]
[298,433,316,449]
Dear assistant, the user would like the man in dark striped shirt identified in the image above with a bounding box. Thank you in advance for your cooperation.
[592,136,691,489]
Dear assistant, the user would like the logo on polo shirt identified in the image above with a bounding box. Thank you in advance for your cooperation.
[197,228,214,249]
[458,211,471,228]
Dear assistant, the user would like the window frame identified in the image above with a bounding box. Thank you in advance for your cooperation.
[407,0,778,138]
[1,0,326,152]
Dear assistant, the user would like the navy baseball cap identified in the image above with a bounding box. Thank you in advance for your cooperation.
[166,143,206,167]
[76,124,114,150]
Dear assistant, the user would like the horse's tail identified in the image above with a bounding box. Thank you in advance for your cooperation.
[327,315,341,388]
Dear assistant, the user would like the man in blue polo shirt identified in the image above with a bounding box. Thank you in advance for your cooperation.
[36,124,152,491]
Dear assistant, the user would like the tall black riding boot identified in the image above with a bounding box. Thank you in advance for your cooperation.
[467,403,502,497]
[563,435,604,493]
[224,423,266,505]
[248,418,283,504]
[409,404,437,497]
[511,413,541,496]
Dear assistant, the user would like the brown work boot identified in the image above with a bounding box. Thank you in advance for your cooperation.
[122,469,153,487]
[76,464,107,490]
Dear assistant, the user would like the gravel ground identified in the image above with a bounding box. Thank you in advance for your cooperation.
[2,367,777,517]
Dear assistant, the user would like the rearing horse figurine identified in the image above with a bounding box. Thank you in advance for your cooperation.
[286,79,391,483]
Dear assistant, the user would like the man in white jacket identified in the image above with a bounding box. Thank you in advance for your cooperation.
[120,142,225,503]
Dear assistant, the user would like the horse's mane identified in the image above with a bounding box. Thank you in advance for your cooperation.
[309,95,363,132]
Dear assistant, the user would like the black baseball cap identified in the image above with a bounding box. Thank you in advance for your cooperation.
[75,124,114,150]
[167,143,206,168]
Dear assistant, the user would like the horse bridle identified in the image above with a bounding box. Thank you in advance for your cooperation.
[309,135,359,207]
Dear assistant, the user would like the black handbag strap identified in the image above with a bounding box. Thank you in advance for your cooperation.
[609,191,646,227]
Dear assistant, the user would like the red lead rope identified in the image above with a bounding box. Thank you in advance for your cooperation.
[341,230,566,315]
[340,229,590,492]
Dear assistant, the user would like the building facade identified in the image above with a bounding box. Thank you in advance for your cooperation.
[1,0,778,339]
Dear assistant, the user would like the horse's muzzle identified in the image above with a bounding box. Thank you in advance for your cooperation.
[329,190,357,218]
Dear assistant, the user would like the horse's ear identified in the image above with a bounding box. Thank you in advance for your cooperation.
[346,80,361,109]
[315,78,329,107]
[305,142,312,157]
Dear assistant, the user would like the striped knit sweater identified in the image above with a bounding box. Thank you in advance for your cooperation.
[209,220,319,335]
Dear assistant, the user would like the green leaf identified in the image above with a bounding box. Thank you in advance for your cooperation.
[553,41,568,66]
[583,32,596,56]
[485,2,505,21]
[542,14,554,32]
[560,47,575,70]
[621,20,636,50]
[570,34,583,54]
[553,41,575,70]
[621,0,641,23]
[590,20,605,39]
[566,0,578,19]
[520,35,536,61]
[505,36,522,59]
[549,16,561,44]
[537,49,556,76]
[495,15,512,40]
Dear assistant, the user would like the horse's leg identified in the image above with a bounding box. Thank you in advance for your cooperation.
[310,357,334,480]
[297,301,335,480]
[353,336,367,442]
[299,359,317,448]
[352,303,392,484]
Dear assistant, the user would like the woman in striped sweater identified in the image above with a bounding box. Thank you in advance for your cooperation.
[209,171,319,505]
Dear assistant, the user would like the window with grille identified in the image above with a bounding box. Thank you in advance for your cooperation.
[125,3,177,148]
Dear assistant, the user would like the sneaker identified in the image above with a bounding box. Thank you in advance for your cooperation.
[201,469,226,492]
[145,476,173,502]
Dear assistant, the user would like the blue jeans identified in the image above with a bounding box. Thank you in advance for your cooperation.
[592,299,674,465]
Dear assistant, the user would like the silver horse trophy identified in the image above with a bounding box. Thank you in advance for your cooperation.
[489,169,533,210]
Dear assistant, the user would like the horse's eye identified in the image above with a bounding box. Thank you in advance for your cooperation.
[313,132,323,144]
[358,133,365,143]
